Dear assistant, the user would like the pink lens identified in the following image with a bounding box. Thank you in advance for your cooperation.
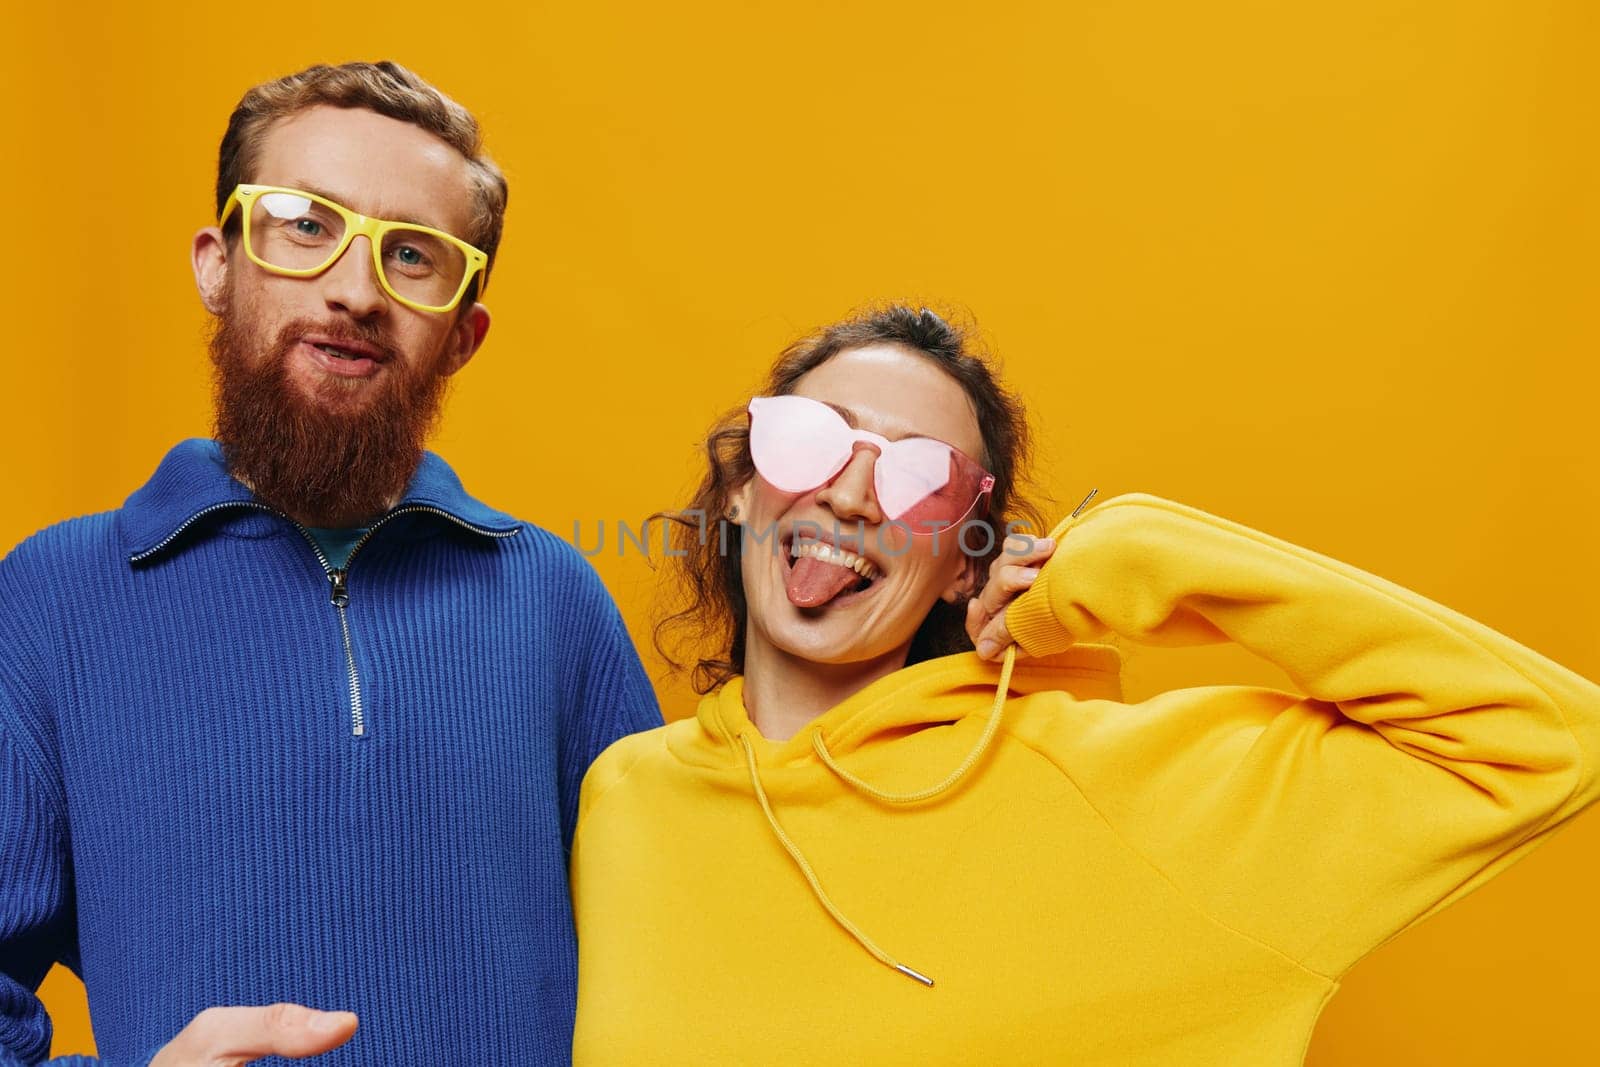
[747,395,854,493]
[884,437,996,532]
[747,395,995,531]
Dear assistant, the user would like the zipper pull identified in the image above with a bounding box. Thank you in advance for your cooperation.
[328,569,350,607]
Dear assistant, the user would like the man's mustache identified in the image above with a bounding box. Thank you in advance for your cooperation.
[271,317,397,365]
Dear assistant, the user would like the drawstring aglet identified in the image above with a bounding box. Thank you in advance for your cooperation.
[740,732,940,990]
[894,963,935,987]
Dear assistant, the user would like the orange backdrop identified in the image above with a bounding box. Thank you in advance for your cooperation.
[3,1,1597,1062]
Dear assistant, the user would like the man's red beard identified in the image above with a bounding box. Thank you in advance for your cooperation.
[209,295,451,527]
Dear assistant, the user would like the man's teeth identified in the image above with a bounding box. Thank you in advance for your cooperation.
[315,343,366,361]
[791,540,878,580]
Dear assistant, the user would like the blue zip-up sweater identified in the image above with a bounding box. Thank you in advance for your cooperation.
[0,439,663,1066]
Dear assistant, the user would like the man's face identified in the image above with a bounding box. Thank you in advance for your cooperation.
[192,104,491,526]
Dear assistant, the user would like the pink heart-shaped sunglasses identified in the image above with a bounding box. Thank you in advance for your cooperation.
[747,395,996,532]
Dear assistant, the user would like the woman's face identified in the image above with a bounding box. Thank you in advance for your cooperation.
[731,343,987,668]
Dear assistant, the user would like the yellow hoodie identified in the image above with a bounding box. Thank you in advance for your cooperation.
[571,493,1600,1066]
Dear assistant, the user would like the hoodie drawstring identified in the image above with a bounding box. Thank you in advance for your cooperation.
[737,643,1019,987]
[734,491,1094,988]
[814,644,1017,804]
[739,732,936,987]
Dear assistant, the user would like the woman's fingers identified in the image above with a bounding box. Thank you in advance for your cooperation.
[972,572,1036,630]
[975,609,1013,662]
[969,535,1054,659]
[977,566,1041,618]
[976,539,1053,619]
[965,594,988,646]
[993,534,1054,577]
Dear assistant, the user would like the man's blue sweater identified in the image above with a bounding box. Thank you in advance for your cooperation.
[0,440,663,1065]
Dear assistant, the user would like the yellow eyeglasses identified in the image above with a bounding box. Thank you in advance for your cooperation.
[218,184,489,314]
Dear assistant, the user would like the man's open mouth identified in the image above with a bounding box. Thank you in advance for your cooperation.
[310,341,383,363]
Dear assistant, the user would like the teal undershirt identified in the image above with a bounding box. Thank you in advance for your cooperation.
[306,526,370,571]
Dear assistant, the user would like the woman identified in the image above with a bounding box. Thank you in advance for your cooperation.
[570,305,1600,1065]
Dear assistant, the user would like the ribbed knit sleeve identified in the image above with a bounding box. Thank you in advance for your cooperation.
[1004,492,1600,980]
[0,545,101,1067]
[0,738,69,1066]
[555,549,663,854]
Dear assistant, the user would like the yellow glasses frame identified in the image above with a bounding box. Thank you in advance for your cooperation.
[218,183,490,314]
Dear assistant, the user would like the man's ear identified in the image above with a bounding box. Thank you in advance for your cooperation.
[439,302,491,377]
[192,226,229,314]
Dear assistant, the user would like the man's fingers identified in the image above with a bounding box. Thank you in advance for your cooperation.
[221,1003,358,1061]
[154,1003,359,1066]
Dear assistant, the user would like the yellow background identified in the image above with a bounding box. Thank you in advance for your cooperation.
[3,1,1596,1062]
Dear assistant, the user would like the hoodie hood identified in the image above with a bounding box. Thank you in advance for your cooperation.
[685,643,1122,769]
[671,643,1122,986]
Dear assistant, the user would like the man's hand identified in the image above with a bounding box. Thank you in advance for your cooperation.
[966,534,1056,661]
[148,1003,358,1066]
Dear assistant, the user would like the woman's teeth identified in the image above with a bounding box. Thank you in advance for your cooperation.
[791,540,879,580]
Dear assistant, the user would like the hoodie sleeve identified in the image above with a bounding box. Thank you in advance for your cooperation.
[1003,492,1600,980]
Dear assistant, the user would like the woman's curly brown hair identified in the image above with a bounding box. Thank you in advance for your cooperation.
[652,304,1047,693]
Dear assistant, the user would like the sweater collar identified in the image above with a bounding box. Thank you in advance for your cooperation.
[119,438,521,562]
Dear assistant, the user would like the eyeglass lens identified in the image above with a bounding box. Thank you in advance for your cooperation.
[248,191,469,308]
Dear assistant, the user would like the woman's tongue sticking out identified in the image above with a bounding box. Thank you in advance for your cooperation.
[786,552,863,608]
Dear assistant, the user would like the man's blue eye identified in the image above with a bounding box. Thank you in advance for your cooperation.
[295,219,323,236]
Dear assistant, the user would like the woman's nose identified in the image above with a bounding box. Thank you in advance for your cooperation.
[814,443,884,526]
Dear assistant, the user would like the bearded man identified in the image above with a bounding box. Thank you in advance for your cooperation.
[0,61,661,1066]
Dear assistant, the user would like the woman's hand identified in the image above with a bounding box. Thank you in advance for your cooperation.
[965,534,1056,662]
